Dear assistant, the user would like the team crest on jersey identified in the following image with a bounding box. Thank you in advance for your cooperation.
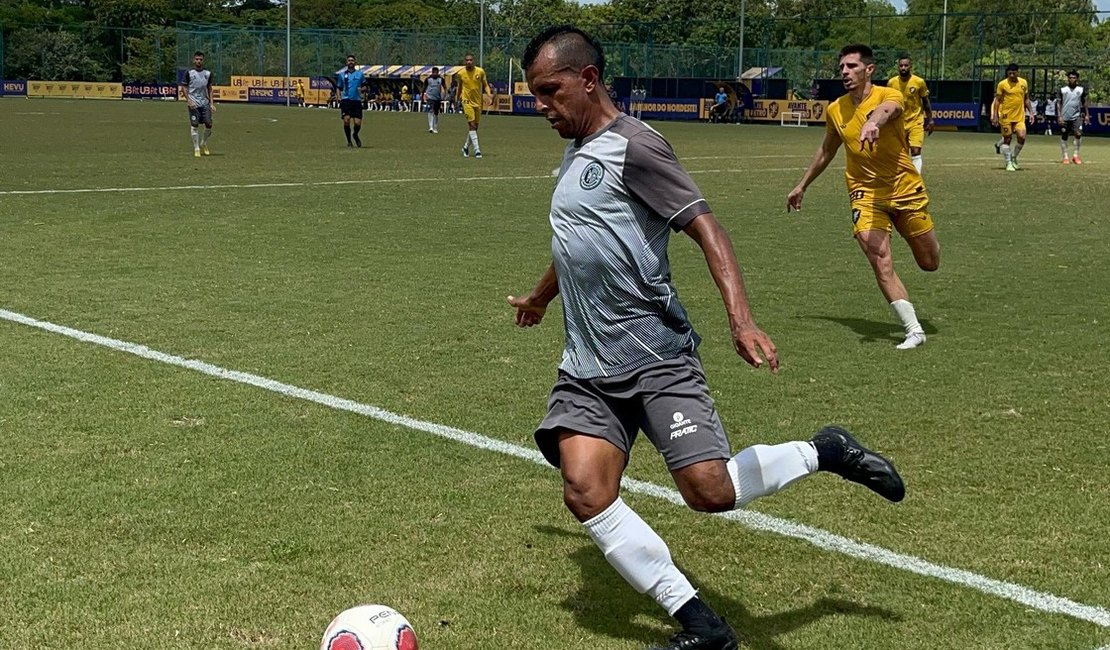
[580,161,605,190]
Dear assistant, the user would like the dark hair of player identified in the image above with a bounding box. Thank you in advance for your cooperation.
[838,44,875,65]
[522,25,606,79]
[194,50,204,58]
[1006,63,1019,72]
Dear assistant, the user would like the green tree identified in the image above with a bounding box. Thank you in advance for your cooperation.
[6,27,110,80]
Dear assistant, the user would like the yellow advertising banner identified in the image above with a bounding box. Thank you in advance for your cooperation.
[214,86,248,102]
[513,82,531,95]
[747,99,829,123]
[230,75,310,89]
[27,81,122,99]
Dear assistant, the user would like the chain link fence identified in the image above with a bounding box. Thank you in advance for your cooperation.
[3,13,1108,101]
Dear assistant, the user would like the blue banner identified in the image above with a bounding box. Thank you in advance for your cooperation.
[1,80,27,96]
[513,95,541,115]
[247,87,294,103]
[1085,107,1110,134]
[931,102,979,127]
[122,83,177,99]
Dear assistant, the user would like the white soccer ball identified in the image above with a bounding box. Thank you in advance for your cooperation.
[320,604,419,650]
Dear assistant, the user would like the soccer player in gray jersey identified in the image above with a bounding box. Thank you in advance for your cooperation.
[180,51,214,158]
[509,25,906,650]
[1057,70,1089,165]
[422,66,445,134]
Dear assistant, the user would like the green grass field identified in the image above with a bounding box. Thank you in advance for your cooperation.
[1,98,1108,650]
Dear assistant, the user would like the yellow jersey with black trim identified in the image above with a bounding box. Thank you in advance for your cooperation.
[455,66,488,107]
[826,85,924,200]
[995,77,1029,123]
[887,74,928,124]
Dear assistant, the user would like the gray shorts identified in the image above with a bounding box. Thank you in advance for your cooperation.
[534,353,731,471]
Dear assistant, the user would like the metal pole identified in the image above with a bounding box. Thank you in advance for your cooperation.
[737,0,746,80]
[290,0,295,105]
[479,0,485,69]
[941,0,948,81]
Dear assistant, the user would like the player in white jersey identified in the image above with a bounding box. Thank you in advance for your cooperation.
[180,51,214,158]
[510,25,906,650]
[1056,70,1089,165]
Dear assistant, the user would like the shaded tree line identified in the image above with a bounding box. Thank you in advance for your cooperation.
[2,0,1108,88]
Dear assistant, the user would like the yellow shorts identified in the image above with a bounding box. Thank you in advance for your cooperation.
[905,120,925,149]
[463,103,481,123]
[1000,120,1026,138]
[850,192,935,238]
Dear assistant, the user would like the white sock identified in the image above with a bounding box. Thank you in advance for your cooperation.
[996,137,1004,147]
[433,115,438,130]
[726,442,818,508]
[583,497,696,615]
[469,130,480,153]
[201,128,212,146]
[428,112,434,130]
[1061,140,1068,157]
[190,126,199,149]
[1001,144,1011,164]
[1074,139,1081,154]
[1012,141,1024,160]
[891,299,924,335]
[912,154,922,173]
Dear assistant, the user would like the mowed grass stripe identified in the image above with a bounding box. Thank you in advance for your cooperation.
[3,306,1108,630]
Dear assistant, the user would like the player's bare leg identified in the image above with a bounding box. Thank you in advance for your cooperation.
[905,229,940,272]
[857,230,926,349]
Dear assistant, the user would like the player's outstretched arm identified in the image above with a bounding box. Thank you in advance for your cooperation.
[787,130,841,212]
[683,213,778,373]
[859,100,902,146]
[508,262,559,328]
[923,95,935,134]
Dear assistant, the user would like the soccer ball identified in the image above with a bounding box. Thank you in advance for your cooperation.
[320,604,419,650]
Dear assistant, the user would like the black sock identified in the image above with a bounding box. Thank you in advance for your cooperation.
[673,596,723,632]
[810,436,840,470]
[343,124,352,144]
[353,124,362,145]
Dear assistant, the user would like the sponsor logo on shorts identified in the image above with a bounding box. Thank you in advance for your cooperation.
[669,411,698,439]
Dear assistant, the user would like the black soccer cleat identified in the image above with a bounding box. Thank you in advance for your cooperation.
[646,622,738,650]
[994,142,1001,155]
[812,425,906,503]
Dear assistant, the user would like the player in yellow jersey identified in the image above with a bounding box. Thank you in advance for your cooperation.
[787,44,940,350]
[454,53,492,158]
[991,63,1034,172]
[887,55,933,173]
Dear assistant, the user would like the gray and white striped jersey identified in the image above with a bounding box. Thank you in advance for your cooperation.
[1058,85,1087,122]
[184,69,212,107]
[549,114,710,379]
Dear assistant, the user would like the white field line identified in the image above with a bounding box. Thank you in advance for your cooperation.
[2,307,1109,629]
[0,159,1084,197]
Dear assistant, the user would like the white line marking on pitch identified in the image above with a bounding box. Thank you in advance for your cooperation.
[2,307,1108,629]
[0,160,1085,196]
